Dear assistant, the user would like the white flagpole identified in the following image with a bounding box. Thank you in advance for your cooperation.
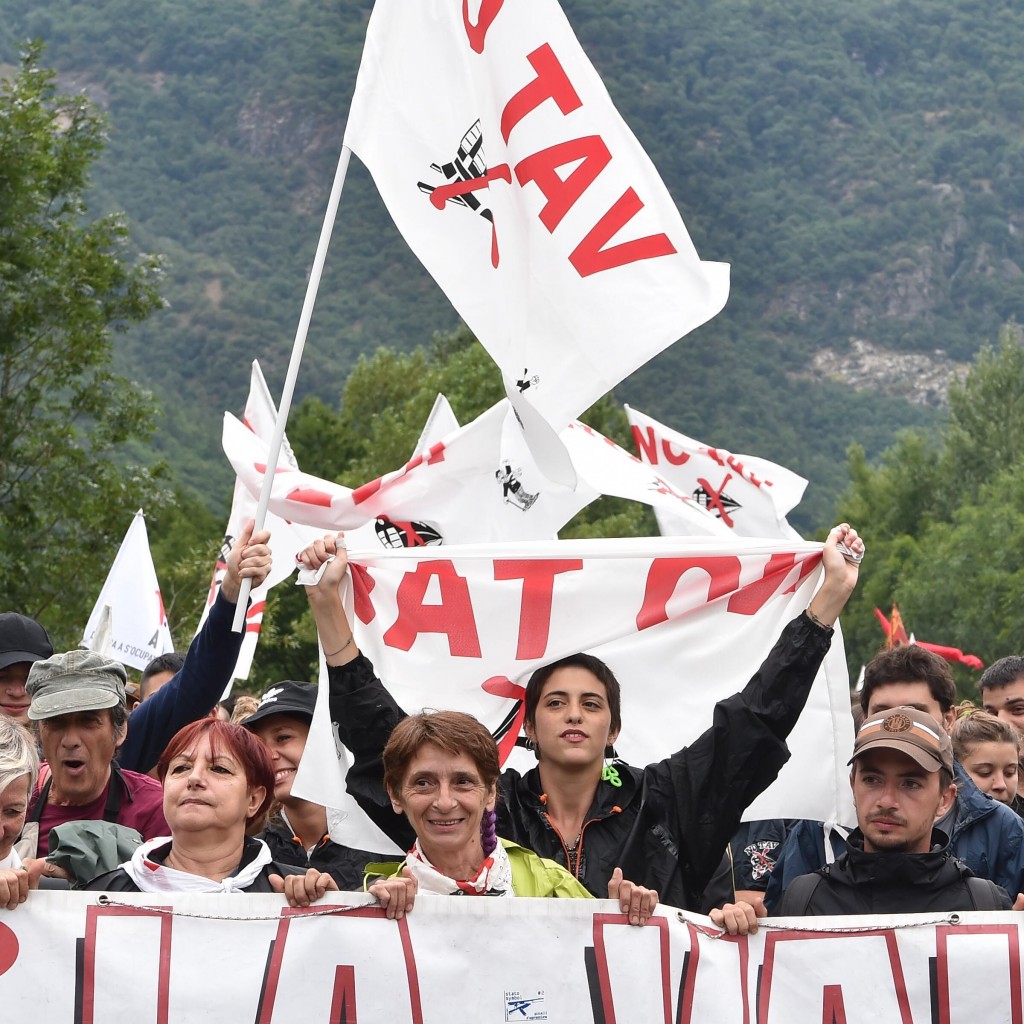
[232,144,353,632]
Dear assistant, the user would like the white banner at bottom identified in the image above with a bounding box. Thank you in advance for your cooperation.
[0,892,1020,1023]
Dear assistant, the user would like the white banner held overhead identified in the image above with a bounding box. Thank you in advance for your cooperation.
[344,1,730,468]
[223,402,590,547]
[81,510,174,672]
[626,405,809,539]
[298,536,855,838]
[2,894,1021,1023]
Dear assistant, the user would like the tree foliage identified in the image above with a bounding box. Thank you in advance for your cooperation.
[835,326,1024,692]
[13,0,1024,527]
[0,43,168,645]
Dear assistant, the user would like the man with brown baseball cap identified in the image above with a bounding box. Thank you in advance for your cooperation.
[0,612,53,724]
[712,707,1021,929]
[849,705,954,779]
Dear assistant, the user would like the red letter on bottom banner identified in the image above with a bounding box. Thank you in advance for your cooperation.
[934,924,1021,1024]
[257,907,423,1024]
[589,914,674,1024]
[80,904,173,1024]
[759,930,913,1024]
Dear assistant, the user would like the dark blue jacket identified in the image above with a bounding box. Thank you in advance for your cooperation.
[117,592,244,774]
[765,761,1024,911]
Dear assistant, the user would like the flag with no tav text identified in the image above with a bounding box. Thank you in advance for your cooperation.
[626,405,808,539]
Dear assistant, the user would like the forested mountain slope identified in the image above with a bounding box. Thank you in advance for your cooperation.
[3,0,1022,530]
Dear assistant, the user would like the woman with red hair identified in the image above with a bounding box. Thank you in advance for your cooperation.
[87,719,338,905]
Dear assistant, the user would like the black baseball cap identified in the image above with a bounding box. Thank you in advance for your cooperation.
[0,613,54,671]
[242,680,318,728]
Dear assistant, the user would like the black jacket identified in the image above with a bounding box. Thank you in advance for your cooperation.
[333,611,832,910]
[777,828,1012,915]
[258,814,383,891]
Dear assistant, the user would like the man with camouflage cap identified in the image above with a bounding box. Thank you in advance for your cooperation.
[23,650,166,858]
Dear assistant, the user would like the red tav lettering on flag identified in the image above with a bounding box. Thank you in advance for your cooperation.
[462,0,506,53]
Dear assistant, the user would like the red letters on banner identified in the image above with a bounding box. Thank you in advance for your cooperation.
[727,553,820,616]
[0,921,18,976]
[34,899,1024,1021]
[383,561,482,656]
[436,35,677,278]
[494,558,583,659]
[462,0,506,53]
[631,424,691,466]
[372,552,819,658]
[352,443,447,507]
[636,557,741,631]
[502,45,676,278]
[705,447,773,490]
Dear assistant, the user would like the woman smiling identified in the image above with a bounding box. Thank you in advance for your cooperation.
[365,711,656,923]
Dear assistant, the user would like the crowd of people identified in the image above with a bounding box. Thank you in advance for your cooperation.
[9,518,1024,931]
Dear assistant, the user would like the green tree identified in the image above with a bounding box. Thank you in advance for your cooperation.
[0,43,168,646]
[835,326,1024,690]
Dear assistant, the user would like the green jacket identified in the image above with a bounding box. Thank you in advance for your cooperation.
[365,839,593,899]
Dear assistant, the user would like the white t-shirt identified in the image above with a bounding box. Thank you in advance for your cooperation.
[0,847,23,871]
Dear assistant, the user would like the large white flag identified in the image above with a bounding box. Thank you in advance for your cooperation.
[82,510,174,672]
[626,405,809,539]
[197,362,315,680]
[296,536,856,852]
[344,1,729,473]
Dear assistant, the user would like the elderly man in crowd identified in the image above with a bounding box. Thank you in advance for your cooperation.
[23,649,168,859]
[14,524,272,866]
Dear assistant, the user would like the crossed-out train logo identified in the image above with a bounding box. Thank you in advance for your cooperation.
[744,839,781,882]
[495,463,539,511]
[374,517,444,548]
[692,474,742,527]
[504,989,546,1021]
[418,119,506,268]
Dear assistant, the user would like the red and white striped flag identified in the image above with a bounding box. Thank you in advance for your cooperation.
[224,400,728,547]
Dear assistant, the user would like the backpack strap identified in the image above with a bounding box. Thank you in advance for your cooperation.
[780,871,825,915]
[965,876,1007,911]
